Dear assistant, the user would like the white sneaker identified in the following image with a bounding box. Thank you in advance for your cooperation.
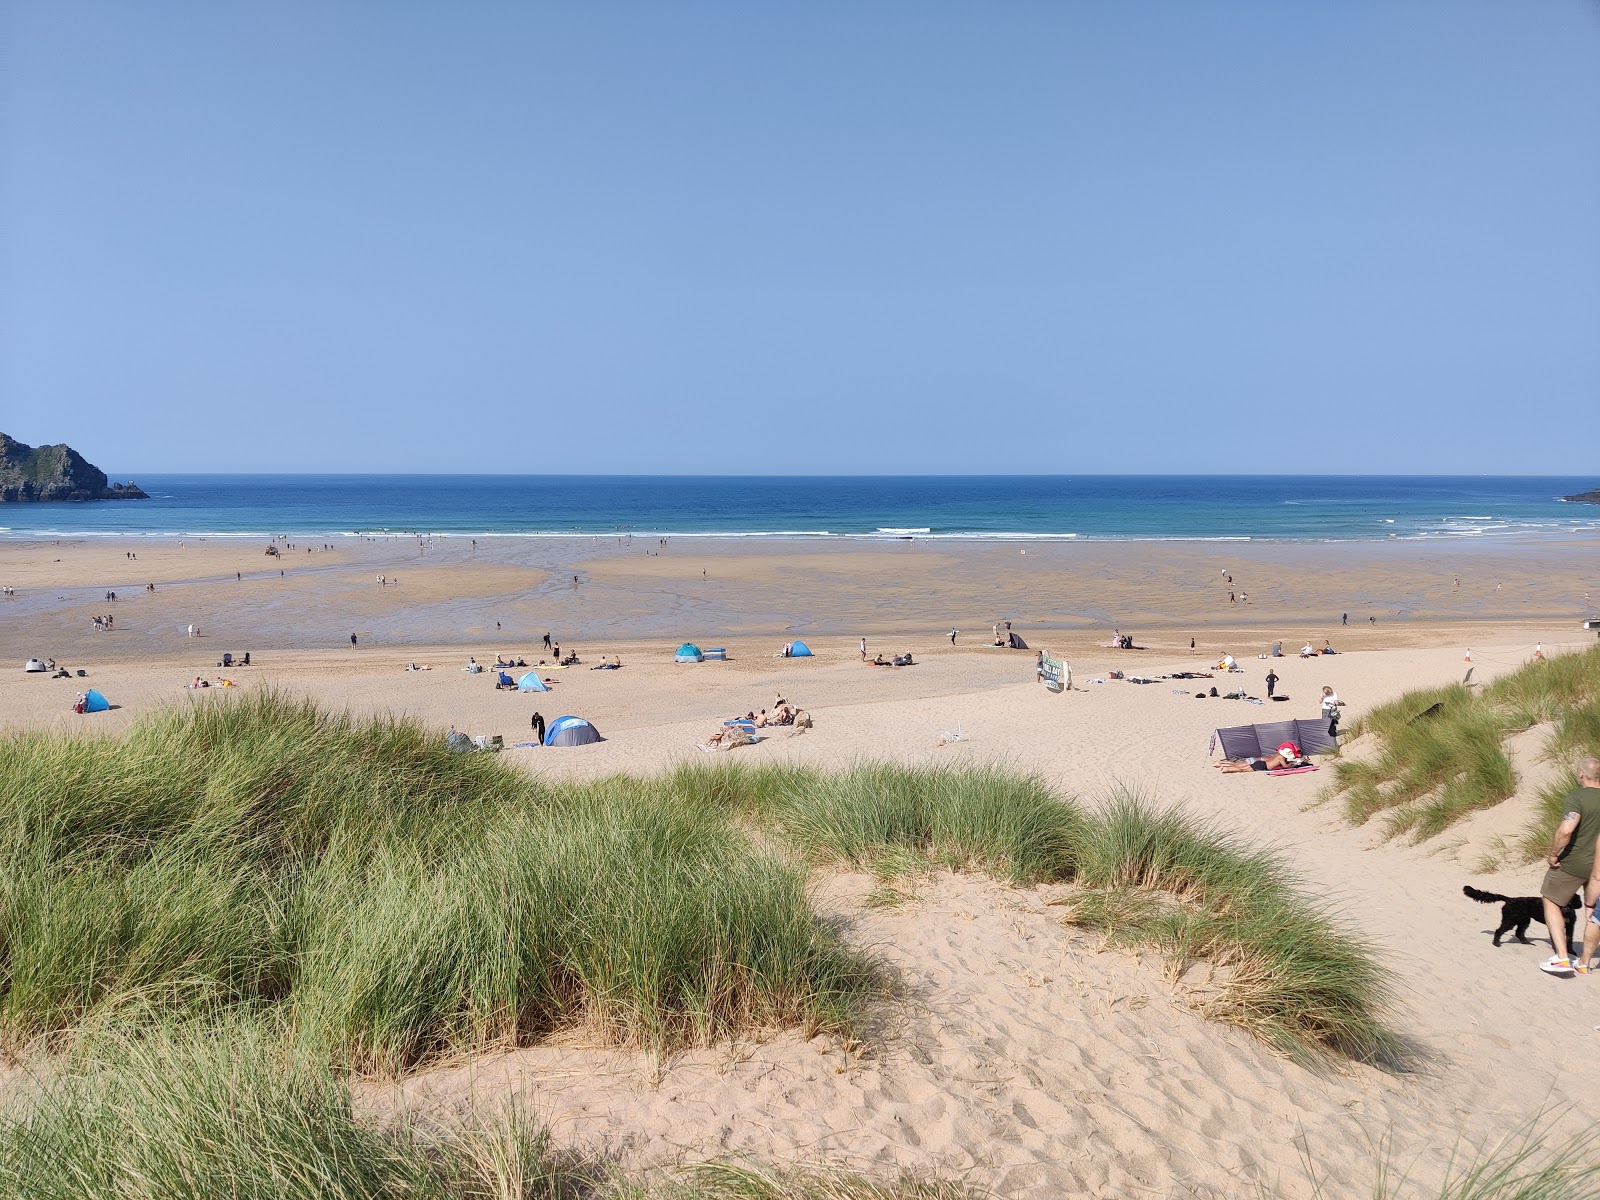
[1540,957,1576,977]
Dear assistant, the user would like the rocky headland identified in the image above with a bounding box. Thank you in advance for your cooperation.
[0,433,148,502]
[1560,487,1600,505]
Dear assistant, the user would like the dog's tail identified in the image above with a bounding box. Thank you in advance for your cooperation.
[1463,885,1513,905]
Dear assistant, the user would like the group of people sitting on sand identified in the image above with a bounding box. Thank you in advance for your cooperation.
[739,695,812,729]
[589,656,622,670]
[866,651,915,667]
[186,676,236,689]
[702,695,812,750]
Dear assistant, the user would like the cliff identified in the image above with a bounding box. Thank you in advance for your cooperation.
[0,434,148,502]
[1561,487,1600,505]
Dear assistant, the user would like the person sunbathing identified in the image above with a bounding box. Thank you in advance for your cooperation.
[1215,752,1292,773]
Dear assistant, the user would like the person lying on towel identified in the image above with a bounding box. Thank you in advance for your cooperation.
[1214,742,1311,773]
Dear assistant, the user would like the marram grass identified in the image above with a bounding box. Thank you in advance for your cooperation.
[0,1019,977,1200]
[1324,643,1600,851]
[0,692,1394,1068]
[661,762,1400,1068]
[0,691,873,1071]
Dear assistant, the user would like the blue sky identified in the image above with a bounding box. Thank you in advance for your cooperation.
[2,1,1597,475]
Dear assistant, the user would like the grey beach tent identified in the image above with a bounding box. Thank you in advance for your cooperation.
[1210,718,1337,760]
[544,715,602,746]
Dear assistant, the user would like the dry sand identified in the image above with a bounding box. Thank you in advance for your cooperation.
[3,534,1600,1197]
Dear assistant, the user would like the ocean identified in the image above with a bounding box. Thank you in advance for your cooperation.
[1,475,1595,542]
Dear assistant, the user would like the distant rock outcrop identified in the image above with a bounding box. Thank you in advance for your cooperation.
[1561,487,1600,505]
[0,433,148,502]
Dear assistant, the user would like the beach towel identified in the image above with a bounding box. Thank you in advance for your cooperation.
[1267,765,1320,776]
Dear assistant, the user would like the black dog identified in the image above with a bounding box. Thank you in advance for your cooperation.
[1463,885,1579,947]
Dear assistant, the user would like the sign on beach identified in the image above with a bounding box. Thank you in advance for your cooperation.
[1040,650,1067,693]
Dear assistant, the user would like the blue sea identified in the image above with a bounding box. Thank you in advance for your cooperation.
[1,475,1595,542]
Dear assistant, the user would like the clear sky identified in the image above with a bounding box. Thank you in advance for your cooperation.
[2,1,1597,475]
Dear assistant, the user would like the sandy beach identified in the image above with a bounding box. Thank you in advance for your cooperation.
[4,533,1600,1197]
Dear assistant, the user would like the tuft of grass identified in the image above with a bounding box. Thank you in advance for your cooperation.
[1324,645,1600,849]
[0,1021,975,1200]
[1064,794,1404,1068]
[1300,1119,1600,1200]
[752,763,1086,884]
[668,1163,976,1199]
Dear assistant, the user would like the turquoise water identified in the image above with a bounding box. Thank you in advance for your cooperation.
[2,474,1595,542]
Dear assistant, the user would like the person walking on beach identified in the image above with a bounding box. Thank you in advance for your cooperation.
[1538,757,1600,976]
[1342,612,1348,626]
[543,632,552,650]
[531,712,546,745]
[949,628,958,645]
[350,633,358,647]
[1320,686,1344,737]
[860,637,867,661]
[1265,669,1279,699]
[1228,591,1236,605]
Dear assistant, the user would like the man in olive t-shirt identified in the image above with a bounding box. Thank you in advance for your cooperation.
[1538,757,1600,976]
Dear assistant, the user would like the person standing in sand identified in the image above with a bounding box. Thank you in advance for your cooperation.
[860,637,867,661]
[351,633,358,647]
[949,628,958,645]
[531,712,546,744]
[1538,757,1600,976]
[1320,685,1343,736]
[1265,669,1279,699]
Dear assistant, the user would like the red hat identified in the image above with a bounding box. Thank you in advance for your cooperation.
[1277,742,1302,758]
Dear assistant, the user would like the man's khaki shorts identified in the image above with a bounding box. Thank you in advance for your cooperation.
[1541,867,1586,904]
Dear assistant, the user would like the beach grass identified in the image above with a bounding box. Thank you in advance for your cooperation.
[1324,644,1600,849]
[665,763,1398,1067]
[1301,1121,1600,1200]
[0,1019,973,1200]
[0,691,873,1071]
[1064,793,1402,1067]
[0,695,1394,1070]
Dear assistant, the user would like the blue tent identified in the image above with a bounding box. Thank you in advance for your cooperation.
[788,640,813,657]
[545,715,601,746]
[82,689,110,713]
[516,672,550,692]
[675,642,704,663]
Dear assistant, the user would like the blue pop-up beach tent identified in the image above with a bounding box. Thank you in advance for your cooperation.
[516,672,550,692]
[675,643,704,663]
[82,689,110,713]
[544,715,602,746]
[788,640,813,657]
